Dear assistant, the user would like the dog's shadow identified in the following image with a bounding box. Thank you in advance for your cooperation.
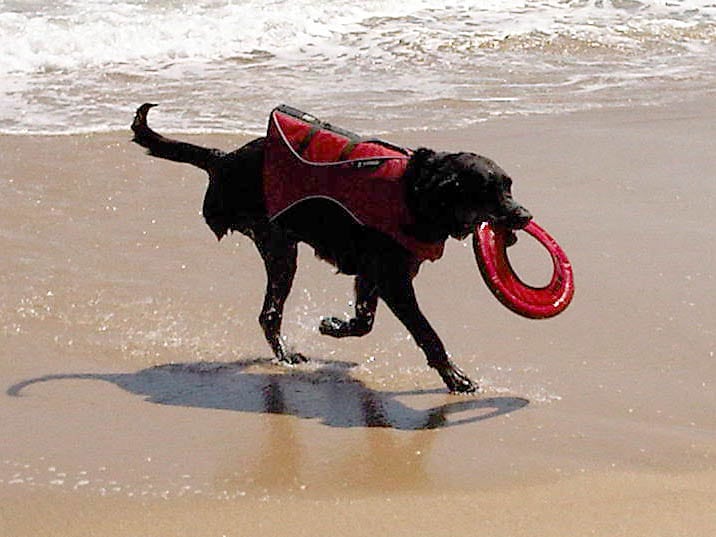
[7,358,528,430]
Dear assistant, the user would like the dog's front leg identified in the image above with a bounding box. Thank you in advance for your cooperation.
[255,227,306,364]
[378,274,476,394]
[319,275,378,338]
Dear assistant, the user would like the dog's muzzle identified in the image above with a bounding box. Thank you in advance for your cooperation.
[496,205,532,230]
[494,206,532,246]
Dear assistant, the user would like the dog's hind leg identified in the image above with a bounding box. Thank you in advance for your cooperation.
[377,274,477,394]
[319,276,378,338]
[255,226,306,365]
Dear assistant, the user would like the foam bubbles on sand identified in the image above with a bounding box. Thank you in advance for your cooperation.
[0,458,222,500]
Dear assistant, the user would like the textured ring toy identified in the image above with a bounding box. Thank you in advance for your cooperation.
[473,221,574,319]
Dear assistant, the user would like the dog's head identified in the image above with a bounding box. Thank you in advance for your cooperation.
[406,148,532,241]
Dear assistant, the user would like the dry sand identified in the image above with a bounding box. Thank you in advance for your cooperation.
[1,99,714,536]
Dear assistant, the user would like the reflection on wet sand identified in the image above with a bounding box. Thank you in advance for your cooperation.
[7,358,528,430]
[8,360,528,496]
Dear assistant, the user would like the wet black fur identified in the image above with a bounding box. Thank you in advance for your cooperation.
[131,103,531,393]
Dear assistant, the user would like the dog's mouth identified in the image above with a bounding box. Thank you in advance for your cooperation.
[452,227,475,240]
[452,203,532,241]
[490,207,532,246]
[493,205,533,230]
[453,206,532,242]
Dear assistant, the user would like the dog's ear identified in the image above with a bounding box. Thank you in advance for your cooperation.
[406,147,443,190]
[411,147,437,167]
[404,148,461,242]
[409,148,461,197]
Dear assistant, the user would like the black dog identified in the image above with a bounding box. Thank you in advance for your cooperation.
[131,104,531,393]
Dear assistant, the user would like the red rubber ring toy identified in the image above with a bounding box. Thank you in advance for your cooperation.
[473,221,574,319]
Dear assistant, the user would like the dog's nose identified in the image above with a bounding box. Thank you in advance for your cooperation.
[509,206,533,229]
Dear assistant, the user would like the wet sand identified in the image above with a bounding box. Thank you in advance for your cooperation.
[1,99,715,536]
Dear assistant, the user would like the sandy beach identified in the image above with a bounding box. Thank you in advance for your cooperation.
[1,98,714,536]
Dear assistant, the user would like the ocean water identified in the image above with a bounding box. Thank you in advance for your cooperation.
[1,0,714,134]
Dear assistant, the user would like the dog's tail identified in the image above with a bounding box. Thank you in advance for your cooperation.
[131,103,225,172]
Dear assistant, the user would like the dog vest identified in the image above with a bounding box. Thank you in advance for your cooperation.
[262,105,445,262]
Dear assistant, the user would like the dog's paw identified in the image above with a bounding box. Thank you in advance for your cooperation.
[287,352,308,365]
[438,363,478,394]
[276,352,308,365]
[319,317,347,337]
[319,317,372,338]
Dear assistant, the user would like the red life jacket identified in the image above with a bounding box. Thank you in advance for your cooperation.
[262,106,445,262]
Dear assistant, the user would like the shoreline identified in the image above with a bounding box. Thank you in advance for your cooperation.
[3,92,713,139]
